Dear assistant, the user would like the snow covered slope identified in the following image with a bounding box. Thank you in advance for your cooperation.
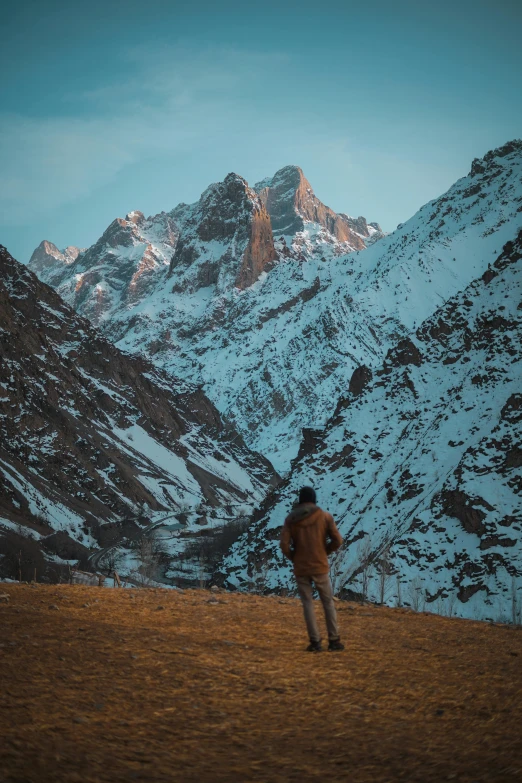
[0,245,277,581]
[28,142,522,475]
[222,231,522,622]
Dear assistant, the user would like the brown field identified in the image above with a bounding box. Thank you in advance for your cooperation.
[0,584,521,783]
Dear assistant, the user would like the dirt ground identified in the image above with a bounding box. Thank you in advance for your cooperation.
[1,584,521,783]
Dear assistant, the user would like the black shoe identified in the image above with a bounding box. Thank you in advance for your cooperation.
[328,639,345,652]
[306,639,323,652]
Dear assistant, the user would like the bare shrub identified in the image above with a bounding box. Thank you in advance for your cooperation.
[98,548,125,575]
[395,575,402,607]
[357,537,374,602]
[407,577,425,612]
[132,531,163,587]
[446,591,457,618]
[376,546,393,605]
[511,577,521,626]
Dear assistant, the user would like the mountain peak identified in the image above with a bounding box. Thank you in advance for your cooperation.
[28,240,81,271]
[469,138,522,177]
[125,210,145,225]
[254,165,376,247]
[168,171,276,291]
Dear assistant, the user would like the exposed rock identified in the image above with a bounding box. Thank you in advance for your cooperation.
[255,165,382,249]
[235,200,277,289]
[384,338,423,370]
[349,365,373,397]
[169,173,276,292]
[440,490,487,536]
[28,240,82,274]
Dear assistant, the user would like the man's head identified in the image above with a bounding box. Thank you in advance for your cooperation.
[299,486,316,505]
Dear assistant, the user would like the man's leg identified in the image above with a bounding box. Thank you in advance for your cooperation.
[295,575,321,643]
[313,574,340,642]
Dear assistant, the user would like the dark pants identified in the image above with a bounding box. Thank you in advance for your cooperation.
[296,573,340,642]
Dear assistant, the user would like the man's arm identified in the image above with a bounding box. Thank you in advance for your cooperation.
[280,521,294,561]
[325,513,342,554]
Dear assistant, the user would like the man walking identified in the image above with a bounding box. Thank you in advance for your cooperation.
[280,486,344,652]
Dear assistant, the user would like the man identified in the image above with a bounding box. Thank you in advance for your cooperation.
[280,486,344,652]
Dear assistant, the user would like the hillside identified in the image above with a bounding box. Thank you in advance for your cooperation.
[0,246,277,583]
[1,584,521,783]
[29,142,522,471]
[223,231,522,621]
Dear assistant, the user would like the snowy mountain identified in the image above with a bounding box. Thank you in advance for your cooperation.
[27,140,522,475]
[28,166,384,470]
[0,245,278,582]
[13,140,522,605]
[29,211,178,327]
[110,143,522,469]
[222,230,522,622]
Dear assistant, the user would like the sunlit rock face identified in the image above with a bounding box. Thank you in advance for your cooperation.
[255,164,382,250]
[168,173,277,292]
[29,240,82,276]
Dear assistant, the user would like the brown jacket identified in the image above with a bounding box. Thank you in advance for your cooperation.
[280,503,343,577]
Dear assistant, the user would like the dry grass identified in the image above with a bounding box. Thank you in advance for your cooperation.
[1,584,521,783]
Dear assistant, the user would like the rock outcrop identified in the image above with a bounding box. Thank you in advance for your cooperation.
[28,211,179,326]
[168,173,277,292]
[29,240,82,275]
[255,165,383,254]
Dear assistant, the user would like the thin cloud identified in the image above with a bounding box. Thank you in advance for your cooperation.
[0,46,295,224]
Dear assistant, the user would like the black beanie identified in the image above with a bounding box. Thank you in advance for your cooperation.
[299,486,316,504]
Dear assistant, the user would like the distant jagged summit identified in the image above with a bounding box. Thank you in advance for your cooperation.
[28,165,384,324]
[255,164,383,248]
[28,240,82,274]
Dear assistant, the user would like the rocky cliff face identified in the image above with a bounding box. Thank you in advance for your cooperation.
[255,165,383,257]
[0,245,278,582]
[168,173,277,292]
[222,230,522,621]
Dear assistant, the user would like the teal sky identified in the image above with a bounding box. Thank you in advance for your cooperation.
[1,0,521,262]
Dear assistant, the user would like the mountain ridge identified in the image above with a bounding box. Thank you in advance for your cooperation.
[222,229,522,621]
[27,142,522,472]
[0,245,278,583]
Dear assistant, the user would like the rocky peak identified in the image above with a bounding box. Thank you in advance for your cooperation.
[255,165,382,249]
[469,138,522,177]
[125,210,146,226]
[28,240,81,273]
[169,172,276,291]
